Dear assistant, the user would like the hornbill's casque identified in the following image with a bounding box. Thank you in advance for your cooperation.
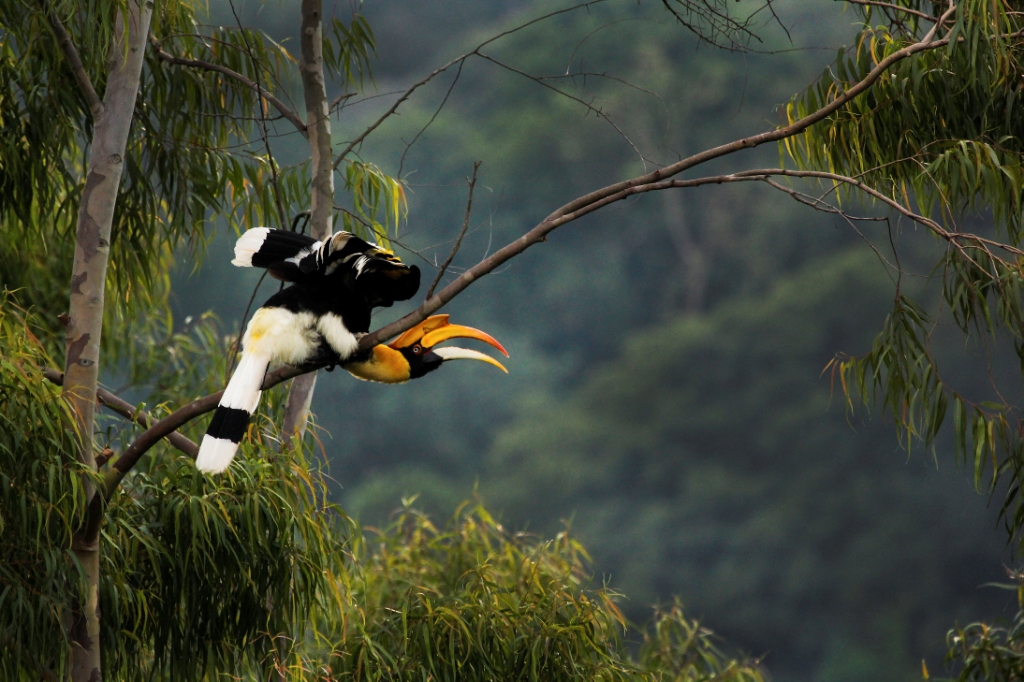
[196,227,508,473]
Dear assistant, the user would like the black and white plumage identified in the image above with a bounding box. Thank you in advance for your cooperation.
[195,228,420,473]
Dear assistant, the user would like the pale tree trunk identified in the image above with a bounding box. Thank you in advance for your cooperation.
[281,0,335,445]
[62,1,153,680]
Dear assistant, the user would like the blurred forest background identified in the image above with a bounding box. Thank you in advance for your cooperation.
[165,1,1016,680]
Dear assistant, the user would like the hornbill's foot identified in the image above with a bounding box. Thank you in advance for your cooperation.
[296,345,343,373]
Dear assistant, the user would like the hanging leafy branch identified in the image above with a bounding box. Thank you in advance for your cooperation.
[338,159,407,248]
[782,0,1024,545]
[323,12,375,89]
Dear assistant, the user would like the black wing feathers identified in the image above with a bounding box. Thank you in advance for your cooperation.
[355,260,420,307]
[234,228,420,304]
[250,230,317,268]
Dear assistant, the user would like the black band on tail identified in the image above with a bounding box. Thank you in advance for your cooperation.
[206,406,251,443]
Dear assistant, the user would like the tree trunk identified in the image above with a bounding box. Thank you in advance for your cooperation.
[63,1,153,679]
[282,0,335,445]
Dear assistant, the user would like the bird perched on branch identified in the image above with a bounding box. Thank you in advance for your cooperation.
[196,227,508,473]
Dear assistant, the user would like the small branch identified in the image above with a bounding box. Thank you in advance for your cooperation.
[225,0,288,229]
[543,4,957,224]
[476,51,647,166]
[333,52,468,169]
[149,36,308,139]
[46,4,103,119]
[397,59,465,177]
[844,0,936,22]
[426,162,479,299]
[104,391,222,496]
[43,368,198,457]
[333,0,609,170]
[329,91,355,112]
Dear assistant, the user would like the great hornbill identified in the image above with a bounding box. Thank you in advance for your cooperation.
[196,227,508,473]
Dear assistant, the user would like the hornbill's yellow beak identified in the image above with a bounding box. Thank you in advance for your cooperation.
[345,315,508,383]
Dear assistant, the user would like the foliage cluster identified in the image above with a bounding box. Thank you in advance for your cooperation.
[298,502,765,682]
[945,599,1024,681]
[0,304,765,681]
[786,0,1024,549]
[0,301,84,678]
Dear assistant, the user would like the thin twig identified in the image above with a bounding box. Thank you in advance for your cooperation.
[45,2,103,119]
[427,162,480,299]
[226,0,288,229]
[760,178,903,280]
[333,53,469,170]
[332,0,610,170]
[149,36,308,138]
[844,0,936,22]
[476,52,649,167]
[330,91,356,112]
[398,60,465,177]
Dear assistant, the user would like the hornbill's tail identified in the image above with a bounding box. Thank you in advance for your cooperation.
[231,227,317,271]
[196,349,271,473]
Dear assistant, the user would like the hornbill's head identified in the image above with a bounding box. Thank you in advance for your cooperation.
[345,315,508,384]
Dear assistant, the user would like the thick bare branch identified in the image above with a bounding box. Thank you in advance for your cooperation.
[149,37,308,139]
[108,163,983,480]
[104,391,222,496]
[45,4,102,119]
[43,368,198,457]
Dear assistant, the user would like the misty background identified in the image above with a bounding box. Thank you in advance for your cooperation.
[168,2,1016,680]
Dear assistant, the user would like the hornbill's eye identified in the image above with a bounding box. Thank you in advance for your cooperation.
[412,344,423,355]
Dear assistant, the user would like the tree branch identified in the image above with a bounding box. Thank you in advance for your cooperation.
[108,5,967,480]
[101,164,991,483]
[332,0,609,170]
[149,36,308,139]
[543,4,957,224]
[45,3,103,119]
[426,162,479,299]
[333,52,468,170]
[43,368,199,457]
[843,0,936,22]
[104,391,222,496]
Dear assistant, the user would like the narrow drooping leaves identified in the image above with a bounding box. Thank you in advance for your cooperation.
[0,300,86,681]
[785,1,1024,546]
